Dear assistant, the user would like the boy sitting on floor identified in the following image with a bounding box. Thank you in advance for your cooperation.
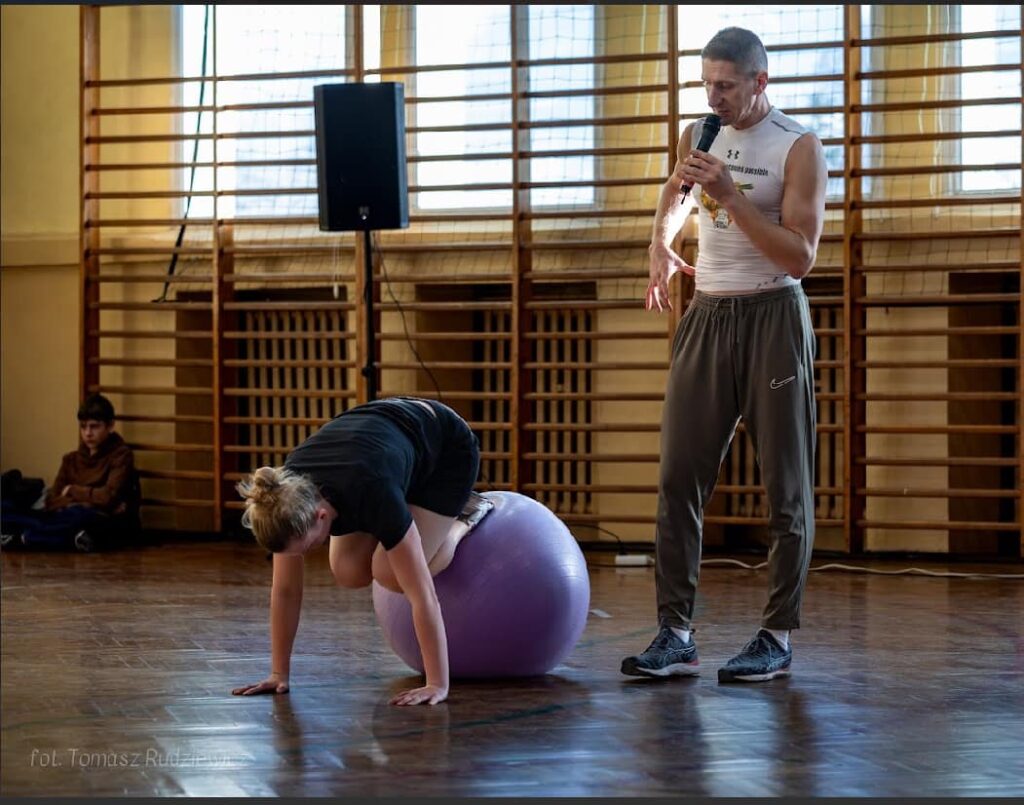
[1,393,140,553]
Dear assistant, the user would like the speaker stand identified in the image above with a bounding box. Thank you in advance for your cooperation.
[361,228,378,400]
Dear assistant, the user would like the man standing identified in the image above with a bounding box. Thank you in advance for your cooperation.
[622,27,827,683]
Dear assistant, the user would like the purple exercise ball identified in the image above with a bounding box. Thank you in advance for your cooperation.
[372,491,591,678]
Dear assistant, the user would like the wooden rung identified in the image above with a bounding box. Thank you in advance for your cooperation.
[137,469,215,480]
[851,129,1021,146]
[523,452,659,462]
[223,446,290,455]
[856,519,1019,532]
[523,331,664,340]
[522,484,658,493]
[858,294,1020,306]
[373,272,509,284]
[856,360,1019,369]
[522,483,843,495]
[222,359,355,369]
[707,515,846,526]
[851,94,1021,114]
[524,362,667,370]
[222,389,358,399]
[856,456,1017,467]
[220,417,511,431]
[92,385,212,397]
[84,188,210,199]
[89,358,213,368]
[854,195,1020,209]
[522,269,647,280]
[859,487,1019,499]
[853,163,1020,178]
[90,247,212,256]
[857,59,1021,81]
[858,392,1018,401]
[558,514,656,524]
[525,423,661,433]
[87,217,213,226]
[223,417,328,427]
[118,414,213,424]
[379,390,510,400]
[525,238,649,250]
[222,301,356,312]
[140,497,215,508]
[225,273,357,284]
[856,230,1018,242]
[523,210,656,221]
[375,241,512,252]
[556,512,846,527]
[858,327,1019,337]
[379,332,510,341]
[524,392,663,401]
[377,361,513,370]
[92,276,213,284]
[224,245,352,256]
[857,425,1018,435]
[127,443,212,453]
[224,331,356,340]
[378,301,512,311]
[90,302,210,312]
[93,330,211,339]
[525,300,654,311]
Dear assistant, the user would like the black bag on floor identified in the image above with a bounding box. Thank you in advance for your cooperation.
[1,469,46,512]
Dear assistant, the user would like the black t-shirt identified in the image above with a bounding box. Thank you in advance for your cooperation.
[284,398,443,549]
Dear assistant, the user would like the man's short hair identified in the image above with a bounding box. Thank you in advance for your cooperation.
[78,393,116,424]
[702,27,768,76]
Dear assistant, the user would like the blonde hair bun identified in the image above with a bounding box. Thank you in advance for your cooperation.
[236,466,320,553]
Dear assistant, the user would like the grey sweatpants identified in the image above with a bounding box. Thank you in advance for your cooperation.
[655,284,816,631]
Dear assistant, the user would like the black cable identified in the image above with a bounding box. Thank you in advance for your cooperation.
[371,233,495,491]
[372,233,444,401]
[569,522,625,552]
[155,5,210,303]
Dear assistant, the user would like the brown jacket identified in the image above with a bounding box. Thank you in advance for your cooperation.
[45,432,137,515]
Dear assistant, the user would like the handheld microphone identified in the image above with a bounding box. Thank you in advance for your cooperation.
[681,114,721,197]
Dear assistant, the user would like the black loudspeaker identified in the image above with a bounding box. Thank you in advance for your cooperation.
[313,82,409,232]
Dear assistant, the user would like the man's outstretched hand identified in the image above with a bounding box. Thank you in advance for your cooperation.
[646,242,694,312]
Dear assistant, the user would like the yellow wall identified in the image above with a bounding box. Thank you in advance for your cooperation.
[1,5,80,479]
[1,5,177,488]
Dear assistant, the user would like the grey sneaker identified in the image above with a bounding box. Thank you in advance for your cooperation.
[621,626,700,677]
[718,628,792,683]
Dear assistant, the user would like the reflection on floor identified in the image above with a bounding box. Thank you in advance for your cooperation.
[2,542,1022,796]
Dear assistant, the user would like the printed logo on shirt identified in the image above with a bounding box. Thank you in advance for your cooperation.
[770,375,796,390]
[701,182,753,229]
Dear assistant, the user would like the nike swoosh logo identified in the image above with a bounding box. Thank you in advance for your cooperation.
[770,376,796,390]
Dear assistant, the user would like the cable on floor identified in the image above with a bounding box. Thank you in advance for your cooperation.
[697,557,1024,580]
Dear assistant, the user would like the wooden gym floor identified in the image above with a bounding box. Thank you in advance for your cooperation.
[1,541,1022,797]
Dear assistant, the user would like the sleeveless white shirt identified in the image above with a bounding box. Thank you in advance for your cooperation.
[691,107,807,293]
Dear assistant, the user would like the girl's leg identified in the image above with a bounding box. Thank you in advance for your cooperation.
[411,504,467,575]
[371,505,461,593]
[328,531,377,589]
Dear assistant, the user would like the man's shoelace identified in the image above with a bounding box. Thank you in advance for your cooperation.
[647,628,683,652]
[736,633,781,661]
